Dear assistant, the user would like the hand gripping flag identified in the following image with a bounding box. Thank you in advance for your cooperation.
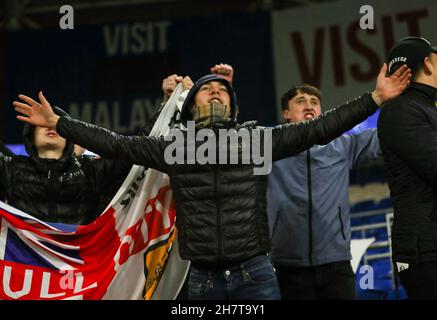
[0,84,190,300]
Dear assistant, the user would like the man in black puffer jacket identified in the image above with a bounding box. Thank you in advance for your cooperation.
[14,63,410,299]
[0,107,132,225]
[378,36,437,299]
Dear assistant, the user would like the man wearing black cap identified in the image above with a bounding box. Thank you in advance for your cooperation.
[13,64,409,299]
[378,36,437,299]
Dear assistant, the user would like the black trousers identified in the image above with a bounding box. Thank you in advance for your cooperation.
[276,261,356,300]
[398,260,437,299]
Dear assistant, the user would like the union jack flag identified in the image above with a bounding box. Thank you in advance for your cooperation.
[0,84,190,300]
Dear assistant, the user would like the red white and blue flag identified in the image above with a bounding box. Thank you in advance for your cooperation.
[0,84,190,300]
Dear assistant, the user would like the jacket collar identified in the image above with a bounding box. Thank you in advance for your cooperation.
[409,82,437,102]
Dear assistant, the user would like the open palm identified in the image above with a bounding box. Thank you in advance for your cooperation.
[375,64,411,103]
[13,92,59,129]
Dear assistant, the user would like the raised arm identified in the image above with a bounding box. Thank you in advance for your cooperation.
[13,92,168,172]
[272,64,411,161]
[210,63,234,83]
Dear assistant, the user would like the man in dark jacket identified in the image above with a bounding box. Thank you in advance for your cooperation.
[13,63,409,299]
[0,107,132,225]
[378,36,437,299]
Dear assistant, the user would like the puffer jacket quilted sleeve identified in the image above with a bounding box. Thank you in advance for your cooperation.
[57,117,168,173]
[271,93,379,162]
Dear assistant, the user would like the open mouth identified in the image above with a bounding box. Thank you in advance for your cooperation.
[209,98,223,104]
[304,112,315,120]
[47,131,59,138]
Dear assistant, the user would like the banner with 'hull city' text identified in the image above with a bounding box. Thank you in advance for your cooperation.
[0,85,190,300]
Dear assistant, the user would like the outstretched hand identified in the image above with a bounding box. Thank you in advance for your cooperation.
[13,91,60,129]
[210,63,234,83]
[372,64,411,105]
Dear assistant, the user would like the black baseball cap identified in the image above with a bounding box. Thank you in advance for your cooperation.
[386,36,437,76]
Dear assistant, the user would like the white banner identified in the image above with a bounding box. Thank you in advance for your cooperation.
[272,0,437,118]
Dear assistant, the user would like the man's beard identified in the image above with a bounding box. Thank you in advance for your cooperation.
[191,101,232,128]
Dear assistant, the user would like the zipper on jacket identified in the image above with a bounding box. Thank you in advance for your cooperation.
[338,207,346,240]
[214,165,223,265]
[306,150,313,265]
[47,168,56,218]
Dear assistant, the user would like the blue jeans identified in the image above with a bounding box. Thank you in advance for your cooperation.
[178,254,281,300]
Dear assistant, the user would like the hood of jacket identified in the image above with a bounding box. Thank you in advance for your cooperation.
[180,74,239,126]
[23,106,74,161]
